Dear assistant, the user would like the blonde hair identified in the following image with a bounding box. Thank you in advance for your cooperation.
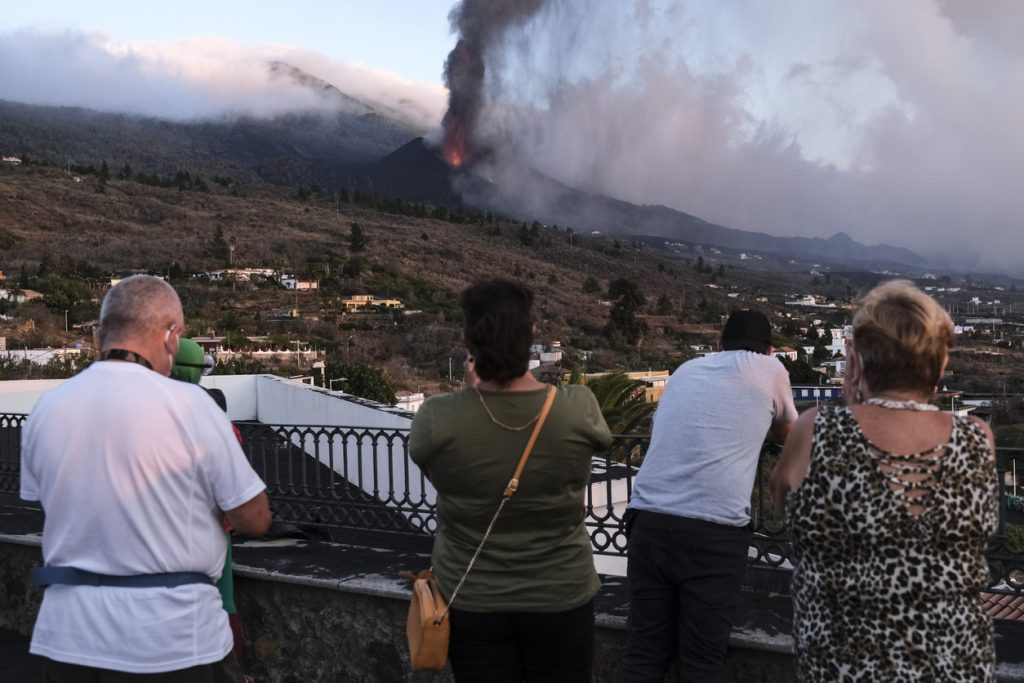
[852,280,953,395]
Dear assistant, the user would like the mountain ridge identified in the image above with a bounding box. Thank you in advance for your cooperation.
[0,99,927,271]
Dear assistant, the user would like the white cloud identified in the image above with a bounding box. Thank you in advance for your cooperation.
[0,29,446,127]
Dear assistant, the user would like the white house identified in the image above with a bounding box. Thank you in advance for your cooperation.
[208,268,277,282]
[395,391,425,413]
[281,277,319,291]
[829,326,853,355]
[772,347,799,362]
[0,288,43,304]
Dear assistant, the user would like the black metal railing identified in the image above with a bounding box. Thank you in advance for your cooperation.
[2,412,1022,592]
[989,448,1024,592]
[0,413,27,495]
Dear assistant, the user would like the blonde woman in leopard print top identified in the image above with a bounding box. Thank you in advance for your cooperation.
[771,280,998,682]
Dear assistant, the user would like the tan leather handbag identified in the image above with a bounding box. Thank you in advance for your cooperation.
[404,568,449,670]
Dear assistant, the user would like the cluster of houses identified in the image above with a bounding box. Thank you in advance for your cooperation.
[203,270,406,313]
[205,268,319,291]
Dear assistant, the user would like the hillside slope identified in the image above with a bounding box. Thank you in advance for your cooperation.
[3,163,793,378]
[0,101,927,272]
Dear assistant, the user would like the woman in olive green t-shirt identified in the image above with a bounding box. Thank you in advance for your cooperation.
[409,279,611,682]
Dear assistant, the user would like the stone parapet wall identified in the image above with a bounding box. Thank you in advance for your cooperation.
[4,535,1022,682]
[0,537,42,635]
[233,574,798,682]
[0,537,797,682]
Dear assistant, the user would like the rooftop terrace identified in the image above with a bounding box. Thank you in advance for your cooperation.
[1,376,1023,680]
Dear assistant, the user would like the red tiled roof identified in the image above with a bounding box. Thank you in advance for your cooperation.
[981,591,1024,622]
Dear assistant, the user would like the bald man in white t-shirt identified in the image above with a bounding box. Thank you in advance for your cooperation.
[20,275,271,681]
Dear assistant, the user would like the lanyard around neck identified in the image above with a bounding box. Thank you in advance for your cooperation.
[99,348,154,371]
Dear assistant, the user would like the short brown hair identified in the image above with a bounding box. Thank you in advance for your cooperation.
[852,280,953,395]
[460,280,534,386]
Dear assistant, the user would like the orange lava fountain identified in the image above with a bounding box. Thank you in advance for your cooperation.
[442,123,468,168]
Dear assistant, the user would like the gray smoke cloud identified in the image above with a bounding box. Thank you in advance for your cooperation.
[455,0,1024,274]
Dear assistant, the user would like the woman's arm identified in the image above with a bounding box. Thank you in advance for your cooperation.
[769,408,817,513]
[408,400,436,478]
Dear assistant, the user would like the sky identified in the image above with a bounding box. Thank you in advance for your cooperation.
[2,1,1023,273]
[0,1,457,83]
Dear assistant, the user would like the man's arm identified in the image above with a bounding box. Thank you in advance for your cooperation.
[225,491,271,538]
[768,419,792,445]
[768,360,799,445]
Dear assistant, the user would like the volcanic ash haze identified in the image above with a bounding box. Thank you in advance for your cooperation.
[435,0,1024,274]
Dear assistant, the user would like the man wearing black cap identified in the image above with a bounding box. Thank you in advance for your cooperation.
[619,310,797,682]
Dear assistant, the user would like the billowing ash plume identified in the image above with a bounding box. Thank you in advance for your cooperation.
[439,1,1024,272]
[440,0,547,168]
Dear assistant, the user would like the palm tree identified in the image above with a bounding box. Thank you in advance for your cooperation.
[569,369,656,436]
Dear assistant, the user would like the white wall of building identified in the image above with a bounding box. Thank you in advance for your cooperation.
[0,380,64,413]
[200,375,259,421]
[244,375,412,428]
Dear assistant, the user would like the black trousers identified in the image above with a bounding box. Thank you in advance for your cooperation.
[618,511,750,683]
[43,654,240,683]
[448,598,595,682]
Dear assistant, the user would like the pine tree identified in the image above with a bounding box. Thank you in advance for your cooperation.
[348,223,368,254]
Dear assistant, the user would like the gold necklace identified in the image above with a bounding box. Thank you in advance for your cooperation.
[475,388,543,431]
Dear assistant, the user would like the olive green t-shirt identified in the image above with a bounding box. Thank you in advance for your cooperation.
[409,384,612,612]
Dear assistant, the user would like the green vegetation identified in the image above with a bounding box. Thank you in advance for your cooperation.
[778,357,827,385]
[324,360,397,405]
[0,354,90,380]
[348,223,368,254]
[605,278,647,347]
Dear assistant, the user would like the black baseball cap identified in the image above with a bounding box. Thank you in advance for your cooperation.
[722,310,772,354]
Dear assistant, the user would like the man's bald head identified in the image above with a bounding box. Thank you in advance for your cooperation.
[99,276,183,350]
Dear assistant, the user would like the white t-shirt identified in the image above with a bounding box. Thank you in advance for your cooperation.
[629,350,798,526]
[20,361,266,673]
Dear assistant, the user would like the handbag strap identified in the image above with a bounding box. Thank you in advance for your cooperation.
[503,385,557,498]
[435,385,557,624]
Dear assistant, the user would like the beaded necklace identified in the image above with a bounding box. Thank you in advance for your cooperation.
[863,397,938,412]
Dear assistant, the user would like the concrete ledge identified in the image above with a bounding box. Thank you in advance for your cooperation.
[1,512,1022,682]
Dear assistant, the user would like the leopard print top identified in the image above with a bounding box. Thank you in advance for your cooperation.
[788,406,998,682]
